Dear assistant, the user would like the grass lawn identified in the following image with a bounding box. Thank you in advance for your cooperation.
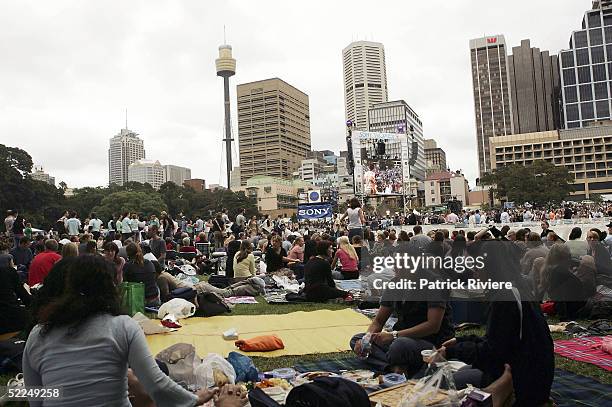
[1,299,609,407]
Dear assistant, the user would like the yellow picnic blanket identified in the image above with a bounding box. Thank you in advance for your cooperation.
[146,308,371,357]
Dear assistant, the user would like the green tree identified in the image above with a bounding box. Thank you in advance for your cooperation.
[92,191,167,220]
[66,186,109,218]
[0,144,65,229]
[480,160,574,206]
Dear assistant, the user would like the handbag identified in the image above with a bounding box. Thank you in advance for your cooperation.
[119,282,145,317]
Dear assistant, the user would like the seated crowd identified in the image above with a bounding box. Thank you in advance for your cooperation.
[1,204,612,406]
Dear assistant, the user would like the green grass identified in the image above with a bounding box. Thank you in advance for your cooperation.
[2,303,609,407]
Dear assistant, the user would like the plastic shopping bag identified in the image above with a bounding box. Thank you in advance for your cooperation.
[157,298,196,320]
[195,353,236,389]
[401,350,459,407]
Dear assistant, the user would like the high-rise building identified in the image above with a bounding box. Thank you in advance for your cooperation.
[30,166,55,186]
[424,171,470,206]
[508,39,561,133]
[424,139,447,175]
[470,35,514,177]
[368,100,426,181]
[343,41,388,130]
[127,159,165,189]
[559,1,612,129]
[237,78,311,185]
[164,165,191,186]
[108,128,145,186]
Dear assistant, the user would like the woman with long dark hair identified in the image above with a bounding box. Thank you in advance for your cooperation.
[123,243,160,306]
[22,255,221,406]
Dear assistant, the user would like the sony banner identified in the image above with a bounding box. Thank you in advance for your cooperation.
[297,203,333,220]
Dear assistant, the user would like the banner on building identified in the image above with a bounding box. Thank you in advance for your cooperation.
[297,203,333,220]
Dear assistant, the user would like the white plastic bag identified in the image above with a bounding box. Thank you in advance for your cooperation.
[195,353,236,389]
[157,298,196,320]
[176,273,199,286]
[401,353,459,407]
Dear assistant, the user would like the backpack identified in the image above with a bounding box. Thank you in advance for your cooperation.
[249,377,370,407]
[196,292,231,317]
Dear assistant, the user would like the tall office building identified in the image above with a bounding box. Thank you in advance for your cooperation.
[508,39,561,133]
[164,164,191,186]
[559,1,612,129]
[470,35,514,177]
[128,159,165,189]
[237,78,311,185]
[368,100,427,181]
[343,41,388,130]
[108,128,145,186]
[424,139,447,175]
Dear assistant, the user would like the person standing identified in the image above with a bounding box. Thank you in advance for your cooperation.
[341,197,365,241]
[194,216,204,236]
[235,208,247,236]
[11,210,25,249]
[65,212,82,238]
[4,210,15,239]
[120,212,133,242]
[88,213,103,241]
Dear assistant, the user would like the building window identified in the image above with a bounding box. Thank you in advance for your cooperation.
[581,102,595,119]
[590,29,604,46]
[575,31,589,48]
[593,63,607,81]
[576,48,590,66]
[566,104,580,121]
[592,46,605,63]
[580,84,593,101]
[565,86,579,103]
[589,11,602,28]
[596,100,610,118]
[561,51,575,67]
[595,81,609,99]
[563,69,577,85]
[578,66,592,83]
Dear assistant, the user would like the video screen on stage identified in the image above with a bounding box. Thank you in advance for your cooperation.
[352,131,409,197]
[362,158,404,195]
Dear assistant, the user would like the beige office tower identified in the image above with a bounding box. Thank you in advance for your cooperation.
[470,35,513,177]
[343,41,388,130]
[237,78,311,185]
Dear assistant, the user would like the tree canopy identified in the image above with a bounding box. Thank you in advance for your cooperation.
[480,160,574,206]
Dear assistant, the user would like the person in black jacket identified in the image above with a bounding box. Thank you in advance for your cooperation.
[304,241,350,302]
[437,240,554,407]
[124,243,160,307]
[0,266,31,334]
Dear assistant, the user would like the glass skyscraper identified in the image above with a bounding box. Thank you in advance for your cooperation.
[560,1,612,128]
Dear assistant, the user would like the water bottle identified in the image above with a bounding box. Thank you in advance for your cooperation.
[360,333,372,359]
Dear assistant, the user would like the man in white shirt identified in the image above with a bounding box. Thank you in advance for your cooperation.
[523,209,533,222]
[88,213,103,240]
[121,213,133,242]
[445,212,459,224]
[500,210,510,224]
[235,209,246,235]
[65,212,81,237]
[194,216,204,235]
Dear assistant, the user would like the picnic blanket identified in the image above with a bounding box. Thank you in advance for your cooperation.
[552,369,612,407]
[146,308,370,357]
[295,358,612,406]
[554,336,612,371]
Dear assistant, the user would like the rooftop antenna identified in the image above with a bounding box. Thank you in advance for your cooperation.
[223,25,226,44]
[125,108,128,129]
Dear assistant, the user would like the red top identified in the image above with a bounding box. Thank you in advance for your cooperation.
[28,250,61,286]
[179,246,197,253]
[337,248,358,272]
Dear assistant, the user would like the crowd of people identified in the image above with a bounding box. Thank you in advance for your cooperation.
[1,197,612,406]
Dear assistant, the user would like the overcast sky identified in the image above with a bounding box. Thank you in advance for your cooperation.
[0,0,589,189]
